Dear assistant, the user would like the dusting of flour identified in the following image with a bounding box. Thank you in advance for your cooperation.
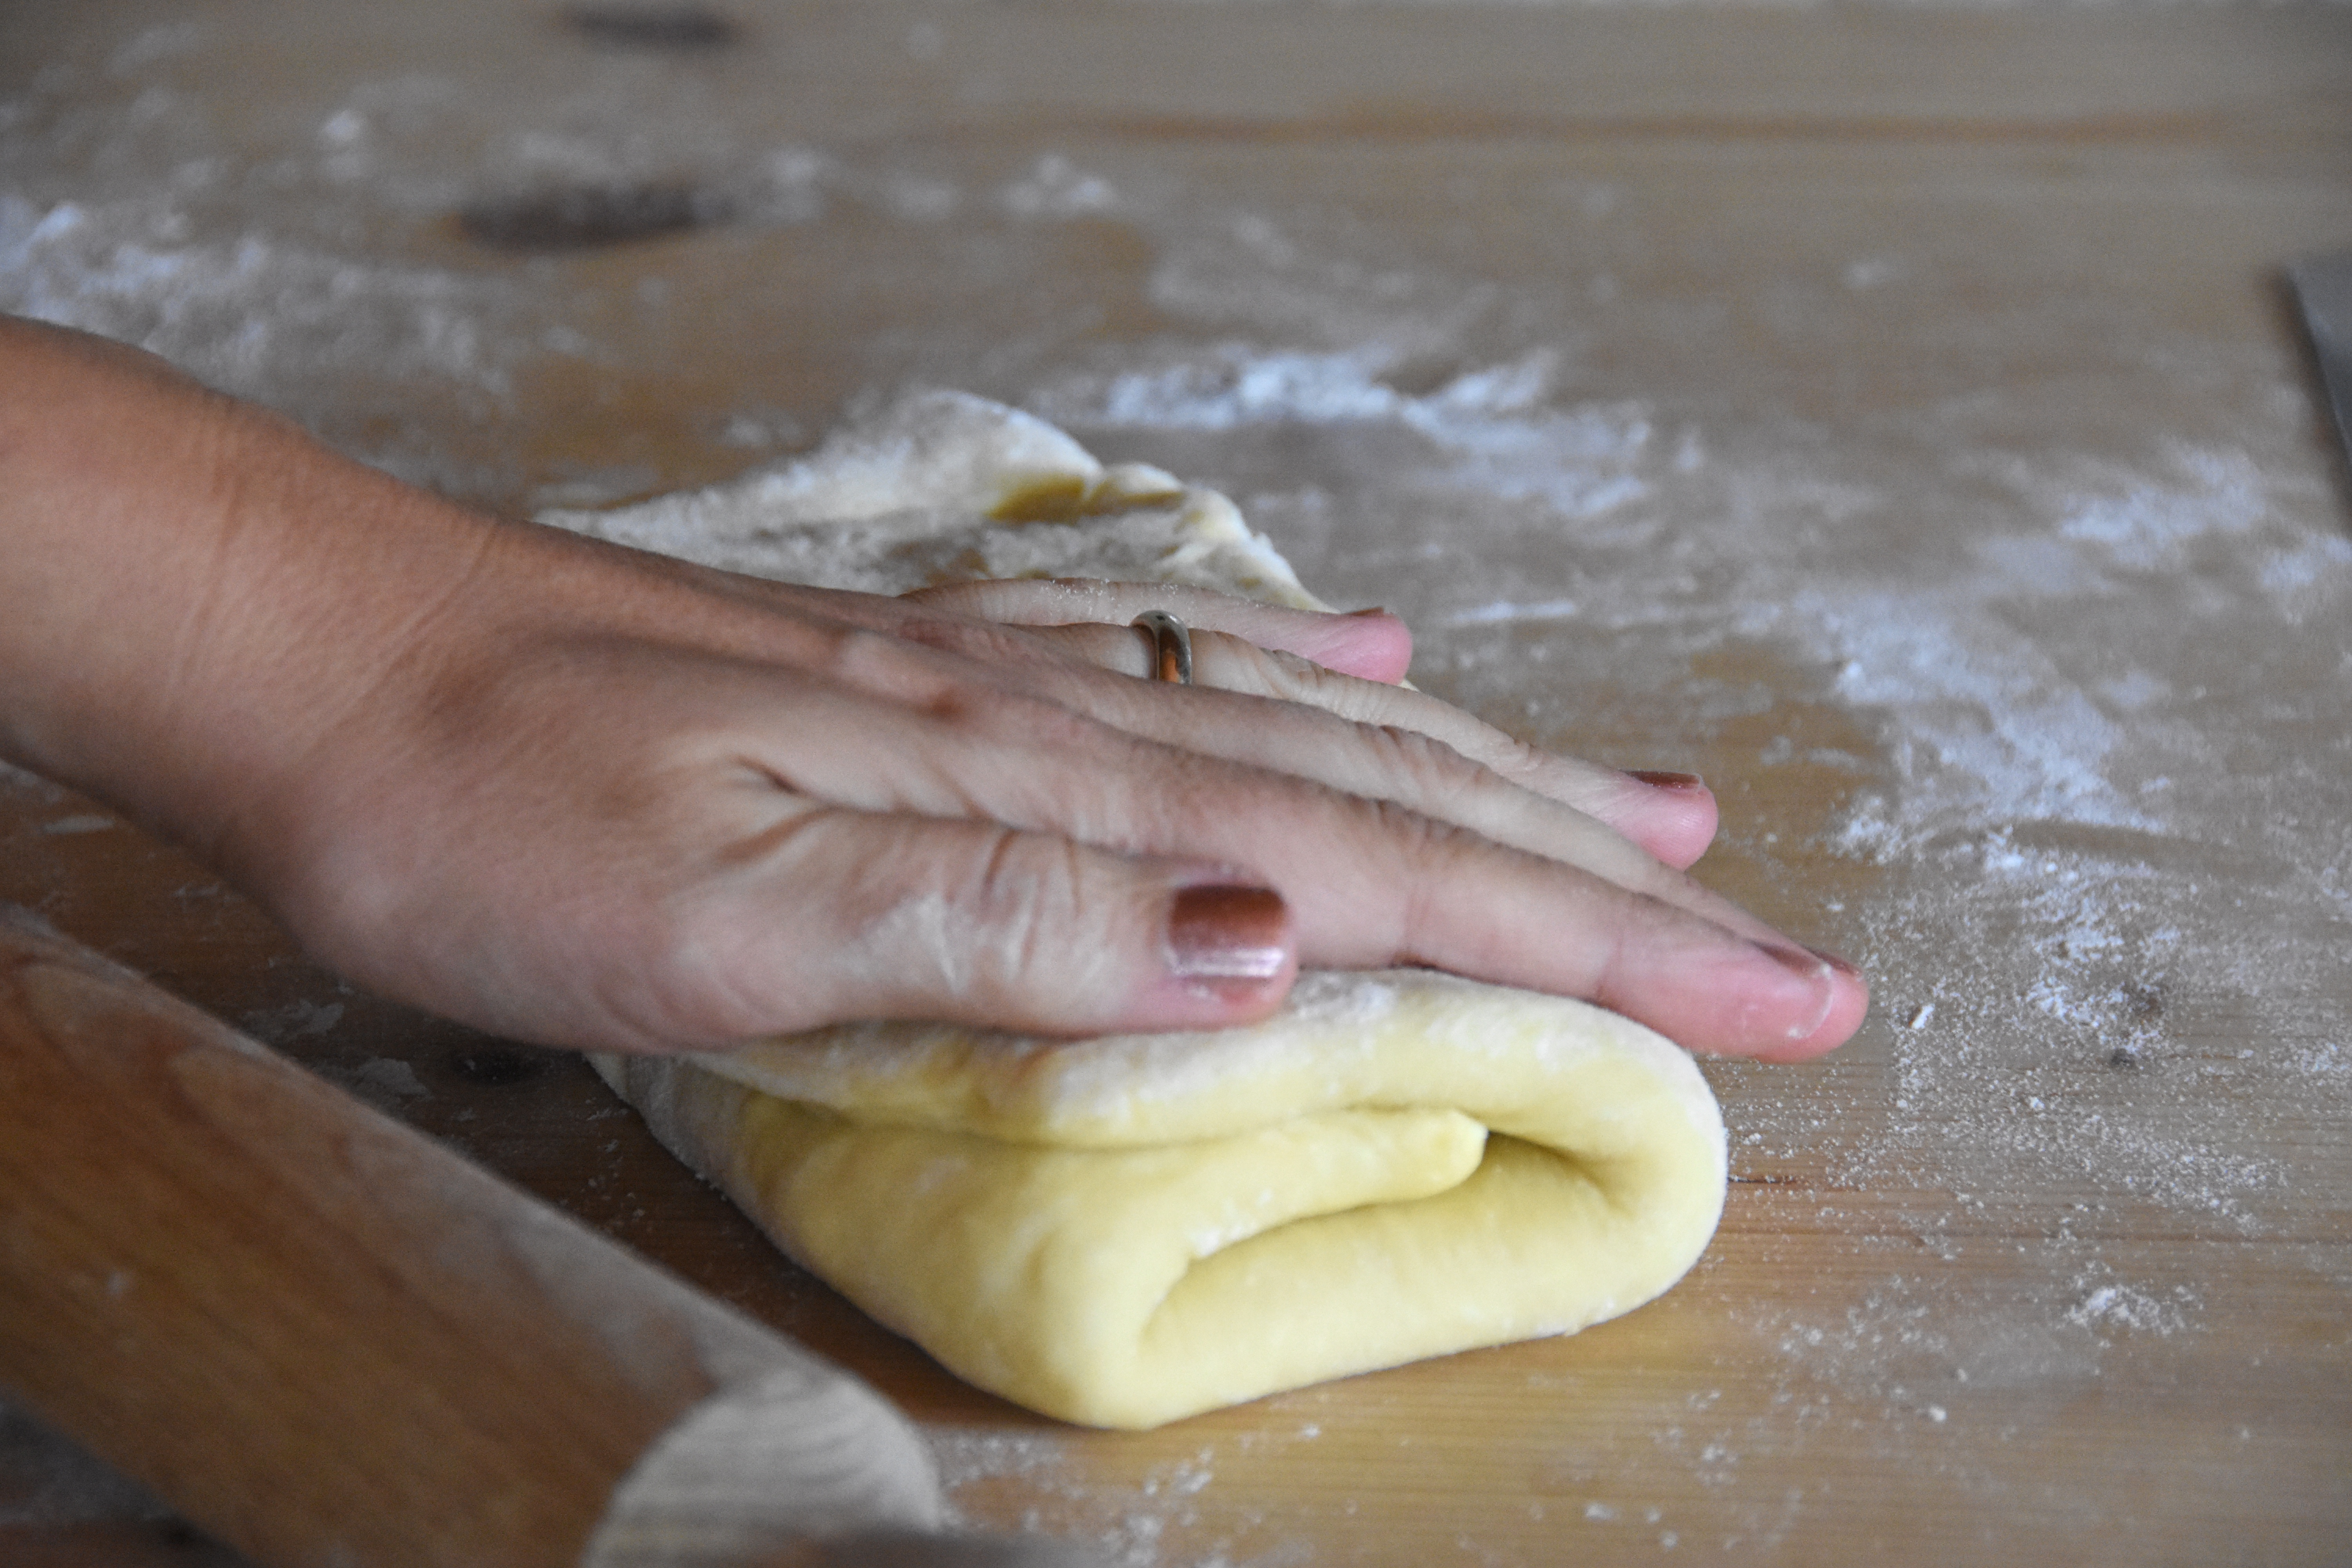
[8,11,2350,1556]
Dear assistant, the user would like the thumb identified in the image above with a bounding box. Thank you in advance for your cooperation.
[670,809,1297,1044]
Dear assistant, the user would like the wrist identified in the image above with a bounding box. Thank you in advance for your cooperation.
[0,317,496,876]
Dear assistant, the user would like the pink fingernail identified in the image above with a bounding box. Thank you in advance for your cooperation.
[1806,944,1864,981]
[1167,885,1289,985]
[1753,942,1838,1040]
[1627,769,1708,793]
[1755,942,1828,978]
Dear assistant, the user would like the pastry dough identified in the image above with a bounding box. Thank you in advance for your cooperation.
[548,394,1728,1430]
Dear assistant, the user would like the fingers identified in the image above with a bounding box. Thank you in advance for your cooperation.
[1011,618,1722,871]
[704,620,1850,1054]
[699,659,1862,1059]
[824,615,1744,937]
[669,810,1300,1042]
[608,564,1713,865]
[661,784,1853,1062]
[298,537,1856,1062]
[1104,762,1864,1062]
[904,579,1415,684]
[1605,772,1720,871]
[673,792,1854,1062]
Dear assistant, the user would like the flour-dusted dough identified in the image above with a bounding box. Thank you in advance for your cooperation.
[547,394,1729,1430]
[542,388,1328,608]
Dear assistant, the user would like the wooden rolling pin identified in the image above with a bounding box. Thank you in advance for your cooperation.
[0,907,1093,1567]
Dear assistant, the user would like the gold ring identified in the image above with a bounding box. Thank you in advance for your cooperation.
[1132,610,1194,686]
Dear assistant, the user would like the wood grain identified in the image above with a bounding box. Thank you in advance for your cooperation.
[0,910,941,1567]
[2,1,2349,1564]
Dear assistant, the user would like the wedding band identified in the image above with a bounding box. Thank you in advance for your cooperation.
[1132,610,1194,686]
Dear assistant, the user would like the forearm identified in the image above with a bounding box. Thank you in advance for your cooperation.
[0,316,495,866]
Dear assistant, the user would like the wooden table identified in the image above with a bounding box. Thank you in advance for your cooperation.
[4,2,2349,1563]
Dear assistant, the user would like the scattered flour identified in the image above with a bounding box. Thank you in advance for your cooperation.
[930,1428,1205,1568]
[7,13,2348,1557]
[236,997,347,1047]
[1011,194,2352,1539]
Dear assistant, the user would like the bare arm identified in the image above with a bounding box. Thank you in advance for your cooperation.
[0,316,1864,1058]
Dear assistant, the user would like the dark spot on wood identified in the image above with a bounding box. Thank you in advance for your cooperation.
[2107,1045,2144,1071]
[1378,354,1466,399]
[561,4,741,50]
[456,182,731,251]
[450,1045,548,1085]
[155,1519,246,1562]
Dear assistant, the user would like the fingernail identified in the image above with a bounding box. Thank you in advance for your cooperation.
[1627,769,1708,793]
[1753,941,1838,1041]
[1167,884,1289,983]
[1806,944,1864,980]
[1754,942,1830,979]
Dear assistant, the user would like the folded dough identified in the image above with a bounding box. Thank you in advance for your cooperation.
[551,393,1729,1429]
[595,972,1724,1430]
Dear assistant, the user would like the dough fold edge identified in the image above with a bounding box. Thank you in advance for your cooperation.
[593,970,1727,1430]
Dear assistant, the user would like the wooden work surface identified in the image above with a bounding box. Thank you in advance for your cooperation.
[4,2,2350,1563]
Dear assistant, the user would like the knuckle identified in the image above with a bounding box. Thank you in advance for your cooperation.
[1208,637,1318,701]
[819,621,930,686]
[836,826,1111,1022]
[888,610,1041,668]
[1349,789,1470,878]
[1475,730,1554,784]
[1342,795,1459,958]
[966,829,1078,994]
[1359,720,1498,813]
[823,624,998,723]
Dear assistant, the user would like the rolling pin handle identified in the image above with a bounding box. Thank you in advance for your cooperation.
[0,907,1105,1567]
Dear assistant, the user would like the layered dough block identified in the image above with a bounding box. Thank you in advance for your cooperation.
[550,393,1729,1429]
[595,972,1725,1430]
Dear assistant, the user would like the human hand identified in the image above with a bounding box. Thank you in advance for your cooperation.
[223,530,1860,1060]
[0,317,1864,1062]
